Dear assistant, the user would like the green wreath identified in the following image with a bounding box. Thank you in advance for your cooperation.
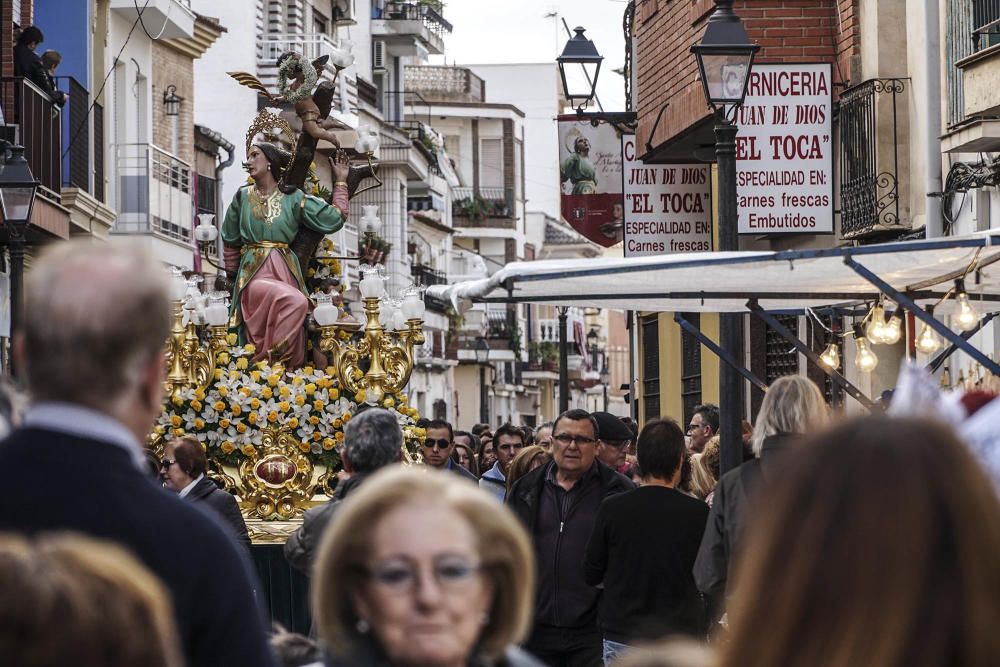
[277,54,318,103]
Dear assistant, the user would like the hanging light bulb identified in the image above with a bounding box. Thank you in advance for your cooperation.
[954,279,979,332]
[915,305,943,355]
[853,324,879,373]
[819,338,840,369]
[865,303,888,343]
[880,307,902,345]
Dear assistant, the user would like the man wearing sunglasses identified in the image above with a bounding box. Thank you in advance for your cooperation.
[421,419,477,482]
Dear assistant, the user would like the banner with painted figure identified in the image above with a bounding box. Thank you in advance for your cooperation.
[558,115,624,248]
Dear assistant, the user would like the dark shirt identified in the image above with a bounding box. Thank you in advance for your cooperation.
[533,461,605,629]
[584,486,709,642]
[13,43,65,106]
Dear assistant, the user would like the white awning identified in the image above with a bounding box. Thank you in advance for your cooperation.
[428,233,1000,314]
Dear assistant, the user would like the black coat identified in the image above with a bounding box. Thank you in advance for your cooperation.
[0,428,276,667]
[284,473,369,575]
[323,636,545,667]
[693,433,797,608]
[186,474,252,553]
[13,43,65,106]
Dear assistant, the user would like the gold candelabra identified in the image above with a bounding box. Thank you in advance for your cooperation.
[163,275,231,399]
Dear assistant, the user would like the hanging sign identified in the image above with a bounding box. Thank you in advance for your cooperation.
[558,115,623,248]
[622,134,711,257]
[736,63,833,234]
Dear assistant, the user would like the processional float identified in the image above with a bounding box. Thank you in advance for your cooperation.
[152,46,426,536]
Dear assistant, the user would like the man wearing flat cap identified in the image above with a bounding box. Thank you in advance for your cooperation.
[593,412,634,473]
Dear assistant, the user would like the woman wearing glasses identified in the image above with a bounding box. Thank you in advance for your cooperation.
[161,436,250,554]
[312,467,543,666]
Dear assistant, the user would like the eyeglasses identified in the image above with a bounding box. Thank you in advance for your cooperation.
[160,458,176,469]
[553,433,598,446]
[367,555,482,595]
[687,423,706,432]
[422,438,451,450]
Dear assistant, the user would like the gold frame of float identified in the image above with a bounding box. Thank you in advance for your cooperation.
[238,427,318,520]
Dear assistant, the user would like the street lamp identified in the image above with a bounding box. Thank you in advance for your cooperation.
[599,361,609,412]
[474,336,490,425]
[691,0,758,476]
[162,85,183,117]
[557,27,638,133]
[0,144,39,370]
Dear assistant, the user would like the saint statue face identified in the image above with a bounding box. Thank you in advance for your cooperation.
[574,136,591,155]
[246,145,271,183]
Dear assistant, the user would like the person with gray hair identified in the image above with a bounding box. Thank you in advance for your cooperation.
[0,239,277,667]
[284,407,402,574]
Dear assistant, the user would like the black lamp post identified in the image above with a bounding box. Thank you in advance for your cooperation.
[474,336,490,425]
[691,0,758,476]
[0,144,39,373]
[599,362,609,412]
[557,27,638,133]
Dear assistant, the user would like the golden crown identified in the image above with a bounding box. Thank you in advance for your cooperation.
[245,108,295,157]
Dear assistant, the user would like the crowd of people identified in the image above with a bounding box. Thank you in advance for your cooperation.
[0,240,998,667]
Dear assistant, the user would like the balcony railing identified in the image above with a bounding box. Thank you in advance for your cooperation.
[839,78,906,239]
[1,76,61,194]
[377,1,452,34]
[411,263,447,287]
[405,65,484,103]
[974,0,1000,50]
[260,32,343,66]
[54,76,105,202]
[114,143,193,242]
[452,186,515,221]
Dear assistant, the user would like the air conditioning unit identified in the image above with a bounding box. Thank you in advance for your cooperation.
[373,40,386,71]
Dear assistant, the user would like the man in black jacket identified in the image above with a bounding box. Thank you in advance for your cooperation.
[13,26,66,106]
[0,240,275,667]
[507,408,634,667]
[284,407,402,574]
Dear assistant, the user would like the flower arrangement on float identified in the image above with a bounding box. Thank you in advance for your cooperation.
[154,339,425,470]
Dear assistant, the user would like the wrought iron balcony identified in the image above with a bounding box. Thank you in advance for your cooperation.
[839,78,907,239]
[974,0,1000,51]
[114,143,193,243]
[411,263,447,287]
[1,76,61,195]
[372,1,452,55]
[56,76,104,202]
[451,186,515,228]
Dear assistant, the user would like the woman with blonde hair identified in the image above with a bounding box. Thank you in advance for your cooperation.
[505,445,552,496]
[0,531,183,667]
[721,416,1000,666]
[312,467,543,666]
[689,435,720,503]
[693,375,828,616]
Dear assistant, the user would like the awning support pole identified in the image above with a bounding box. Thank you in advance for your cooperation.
[927,312,998,374]
[844,255,1000,377]
[673,313,768,392]
[747,300,876,411]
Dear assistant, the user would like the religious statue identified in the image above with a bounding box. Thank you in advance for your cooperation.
[221,118,351,368]
[561,135,598,195]
[273,53,342,148]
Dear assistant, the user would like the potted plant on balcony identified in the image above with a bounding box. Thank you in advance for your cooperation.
[454,194,488,221]
[540,342,558,372]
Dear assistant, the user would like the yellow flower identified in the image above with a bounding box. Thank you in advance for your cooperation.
[322,438,335,450]
[218,386,229,397]
[250,370,262,382]
[190,399,203,412]
[278,401,291,413]
[217,352,230,366]
[228,370,239,381]
[303,366,314,376]
[171,394,183,407]
[304,383,317,396]
[325,366,336,376]
[236,423,247,434]
[153,425,166,436]
[267,374,281,387]
[214,368,223,381]
[316,377,330,389]
[335,431,344,442]
[194,388,206,401]
[226,333,238,345]
[294,395,305,407]
[231,405,242,417]
[194,418,205,430]
[256,361,268,370]
[329,388,339,400]
[267,411,278,423]
[244,343,256,354]
[307,267,316,277]
[313,399,325,411]
[170,415,182,427]
[288,417,299,429]
[279,385,291,398]
[383,398,395,409]
[333,418,343,429]
[240,387,252,397]
[219,418,231,429]
[299,441,311,453]
[173,428,185,437]
[221,441,236,454]
[352,369,363,380]
[250,397,261,409]
[262,387,273,399]
[247,412,258,425]
[309,416,320,425]
[241,443,256,456]
[312,431,322,441]
[342,412,352,422]
[213,401,226,412]
[236,357,248,370]
[292,376,303,387]
[355,390,366,403]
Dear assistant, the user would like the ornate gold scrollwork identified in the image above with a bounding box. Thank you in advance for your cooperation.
[238,427,316,520]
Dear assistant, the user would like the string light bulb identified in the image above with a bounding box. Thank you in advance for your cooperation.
[819,338,840,369]
[880,308,902,345]
[853,324,879,373]
[865,303,888,343]
[954,279,979,332]
[916,305,943,355]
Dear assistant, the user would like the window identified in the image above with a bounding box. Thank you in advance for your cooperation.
[480,138,503,188]
[313,7,330,34]
[514,139,523,200]
[973,0,1000,51]
[765,315,799,383]
[680,313,702,423]
[641,315,660,420]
